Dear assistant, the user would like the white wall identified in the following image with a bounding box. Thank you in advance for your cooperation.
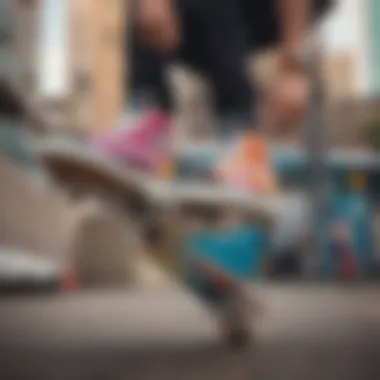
[320,0,371,96]
[37,0,69,97]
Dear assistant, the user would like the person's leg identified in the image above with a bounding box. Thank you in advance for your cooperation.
[92,5,174,174]
[128,20,173,112]
[177,0,254,132]
[92,0,277,189]
[176,0,277,193]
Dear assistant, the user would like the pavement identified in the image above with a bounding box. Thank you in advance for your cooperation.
[1,284,380,380]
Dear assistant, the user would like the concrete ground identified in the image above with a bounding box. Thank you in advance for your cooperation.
[1,284,380,380]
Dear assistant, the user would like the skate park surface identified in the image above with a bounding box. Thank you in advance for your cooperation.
[1,284,380,380]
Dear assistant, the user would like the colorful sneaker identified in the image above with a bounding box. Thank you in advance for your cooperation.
[91,109,173,176]
[215,132,278,194]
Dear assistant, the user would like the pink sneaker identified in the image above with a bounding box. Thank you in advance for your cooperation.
[92,109,172,174]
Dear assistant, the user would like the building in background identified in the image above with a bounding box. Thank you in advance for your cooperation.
[43,0,126,133]
[10,0,39,99]
[0,0,17,84]
[63,0,126,133]
[367,0,380,96]
[317,0,380,148]
[11,0,126,134]
[322,51,356,101]
[321,0,380,100]
[320,0,369,100]
[69,0,126,133]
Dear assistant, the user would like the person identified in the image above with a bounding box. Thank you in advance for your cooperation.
[91,0,333,346]
[92,0,333,193]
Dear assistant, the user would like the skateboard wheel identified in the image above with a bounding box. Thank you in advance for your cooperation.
[196,260,236,291]
[226,328,251,349]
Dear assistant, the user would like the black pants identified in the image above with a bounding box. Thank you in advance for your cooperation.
[128,0,331,120]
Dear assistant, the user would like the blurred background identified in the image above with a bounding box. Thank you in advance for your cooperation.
[1,1,380,379]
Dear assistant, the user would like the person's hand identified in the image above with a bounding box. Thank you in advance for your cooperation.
[137,0,181,54]
[264,55,309,134]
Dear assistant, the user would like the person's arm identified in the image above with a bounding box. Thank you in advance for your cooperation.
[137,0,180,53]
[276,0,310,69]
[262,0,311,130]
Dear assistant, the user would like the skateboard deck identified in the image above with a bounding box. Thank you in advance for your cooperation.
[38,137,279,214]
[38,138,154,211]
[39,137,273,344]
[38,137,280,282]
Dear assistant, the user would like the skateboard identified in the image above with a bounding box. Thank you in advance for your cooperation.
[38,136,275,235]
[38,136,276,347]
